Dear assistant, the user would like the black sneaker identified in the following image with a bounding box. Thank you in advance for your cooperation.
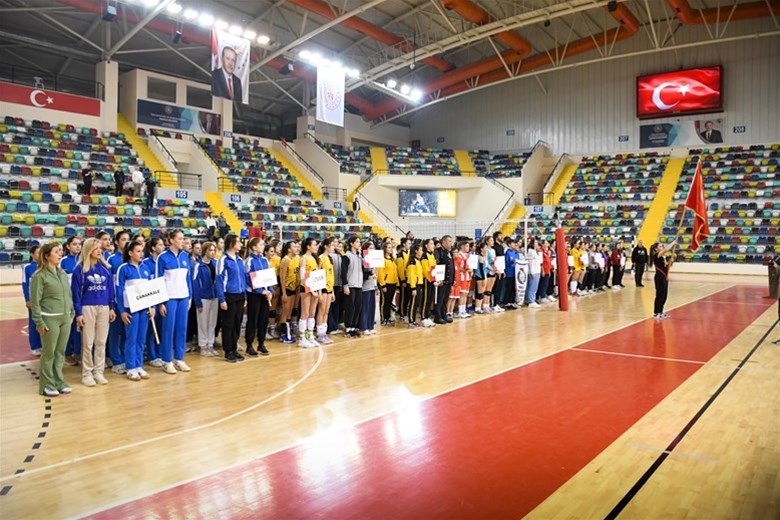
[225,353,237,363]
[258,345,270,356]
[245,347,259,357]
[235,353,245,362]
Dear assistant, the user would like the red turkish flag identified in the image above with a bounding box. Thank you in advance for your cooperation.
[684,159,710,252]
[0,81,101,116]
[637,67,722,118]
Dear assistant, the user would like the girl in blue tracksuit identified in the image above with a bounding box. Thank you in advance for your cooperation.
[143,237,165,366]
[106,231,131,373]
[61,236,82,364]
[22,245,42,356]
[71,237,116,387]
[193,241,219,357]
[156,229,193,374]
[216,234,247,363]
[117,240,155,381]
[244,237,273,357]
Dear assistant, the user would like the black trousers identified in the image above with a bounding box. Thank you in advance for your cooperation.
[612,266,623,286]
[635,263,646,286]
[433,284,450,320]
[422,280,436,319]
[245,292,270,349]
[494,276,505,306]
[343,287,362,329]
[654,273,668,314]
[186,298,197,343]
[409,287,421,322]
[327,286,343,332]
[397,282,408,318]
[380,284,397,321]
[114,183,123,197]
[221,293,245,356]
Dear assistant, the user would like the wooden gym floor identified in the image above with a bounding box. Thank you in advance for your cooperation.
[0,275,777,519]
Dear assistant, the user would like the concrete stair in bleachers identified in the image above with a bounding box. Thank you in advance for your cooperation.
[370,147,389,174]
[454,150,477,176]
[637,158,686,248]
[204,192,242,235]
[117,114,178,189]
[550,164,578,205]
[501,204,526,237]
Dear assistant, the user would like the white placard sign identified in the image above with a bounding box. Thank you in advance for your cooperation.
[305,269,327,292]
[126,277,169,313]
[467,254,479,270]
[250,268,277,289]
[494,256,506,274]
[365,249,384,268]
[432,265,446,282]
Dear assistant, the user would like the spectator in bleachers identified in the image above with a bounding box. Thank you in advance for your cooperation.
[82,167,93,196]
[22,245,42,357]
[30,241,74,397]
[144,175,157,209]
[205,215,216,240]
[113,168,125,197]
[132,167,144,197]
[217,213,228,239]
[631,240,648,287]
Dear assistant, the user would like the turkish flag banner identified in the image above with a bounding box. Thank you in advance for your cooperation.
[0,81,101,116]
[637,66,722,119]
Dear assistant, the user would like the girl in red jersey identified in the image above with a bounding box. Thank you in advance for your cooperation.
[453,240,473,319]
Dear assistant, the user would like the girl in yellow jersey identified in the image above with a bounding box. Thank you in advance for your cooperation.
[395,238,411,323]
[419,239,437,327]
[570,239,585,295]
[278,240,300,343]
[377,241,399,326]
[316,238,336,344]
[298,237,320,348]
[265,239,281,339]
[405,243,424,329]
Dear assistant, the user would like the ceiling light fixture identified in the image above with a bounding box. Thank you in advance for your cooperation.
[215,20,229,30]
[197,13,214,27]
[166,2,182,14]
[243,30,257,40]
[229,25,243,36]
[400,84,410,95]
[183,8,198,20]
[386,79,397,89]
[257,35,271,45]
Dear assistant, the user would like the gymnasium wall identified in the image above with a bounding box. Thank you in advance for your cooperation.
[409,20,780,155]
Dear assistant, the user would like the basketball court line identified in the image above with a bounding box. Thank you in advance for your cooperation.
[628,443,719,463]
[69,283,739,519]
[604,318,779,519]
[572,347,707,365]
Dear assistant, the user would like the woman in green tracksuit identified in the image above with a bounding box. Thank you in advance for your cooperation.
[30,241,75,397]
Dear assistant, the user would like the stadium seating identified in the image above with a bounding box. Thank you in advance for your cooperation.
[660,144,778,264]
[385,146,460,175]
[0,117,210,262]
[486,151,530,178]
[321,143,372,175]
[525,152,668,243]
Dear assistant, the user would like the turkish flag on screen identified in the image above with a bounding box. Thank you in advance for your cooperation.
[637,66,722,118]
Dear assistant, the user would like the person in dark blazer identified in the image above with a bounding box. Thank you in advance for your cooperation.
[700,121,723,143]
[211,46,243,102]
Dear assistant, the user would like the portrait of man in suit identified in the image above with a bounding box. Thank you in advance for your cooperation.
[700,120,723,143]
[211,46,243,102]
[199,112,220,135]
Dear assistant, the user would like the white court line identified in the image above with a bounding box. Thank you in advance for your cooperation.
[70,284,741,519]
[573,347,706,365]
[0,345,325,484]
[0,309,29,318]
[629,442,718,463]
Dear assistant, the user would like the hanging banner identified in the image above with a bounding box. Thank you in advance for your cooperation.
[211,29,250,104]
[514,256,528,306]
[639,118,726,148]
[137,100,221,135]
[316,65,345,127]
[0,81,100,116]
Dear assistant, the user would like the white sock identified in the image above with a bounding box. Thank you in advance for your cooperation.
[307,318,316,333]
[298,320,305,336]
[316,323,327,336]
[459,304,465,314]
[569,281,577,293]
[285,322,290,337]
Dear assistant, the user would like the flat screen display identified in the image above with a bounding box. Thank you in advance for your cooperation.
[637,66,722,119]
[399,189,457,218]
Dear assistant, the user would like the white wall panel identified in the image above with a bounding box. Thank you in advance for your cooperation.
[409,22,780,155]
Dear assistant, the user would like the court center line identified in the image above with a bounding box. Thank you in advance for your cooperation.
[604,318,779,519]
[72,284,741,519]
[0,345,325,484]
[573,348,706,365]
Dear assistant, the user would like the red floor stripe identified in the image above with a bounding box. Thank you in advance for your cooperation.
[0,318,36,364]
[76,286,774,518]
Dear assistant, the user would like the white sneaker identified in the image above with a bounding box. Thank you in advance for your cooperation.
[200,348,211,356]
[127,369,141,381]
[94,372,108,385]
[137,367,150,379]
[81,374,96,387]
[31,349,42,357]
[309,335,321,347]
[368,329,377,335]
[422,318,435,328]
[612,285,621,290]
[149,358,164,367]
[163,362,177,374]
[111,363,127,375]
[174,360,191,372]
[59,386,72,394]
[492,306,505,313]
[265,331,273,341]
[400,316,409,324]
[298,337,314,348]
[529,302,541,308]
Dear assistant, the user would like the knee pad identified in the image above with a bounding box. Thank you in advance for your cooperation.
[268,310,277,319]
[484,291,492,297]
[475,292,484,300]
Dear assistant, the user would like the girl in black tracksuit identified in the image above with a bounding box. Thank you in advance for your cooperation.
[650,239,678,318]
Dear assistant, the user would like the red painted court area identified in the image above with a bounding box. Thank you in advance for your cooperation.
[77,286,776,518]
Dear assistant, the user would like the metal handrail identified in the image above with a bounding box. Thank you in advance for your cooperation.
[154,170,202,190]
[0,61,105,100]
[543,153,571,193]
[150,134,177,168]
[529,139,551,156]
[281,139,324,183]
[355,191,405,237]
[322,186,347,201]
[524,192,556,206]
